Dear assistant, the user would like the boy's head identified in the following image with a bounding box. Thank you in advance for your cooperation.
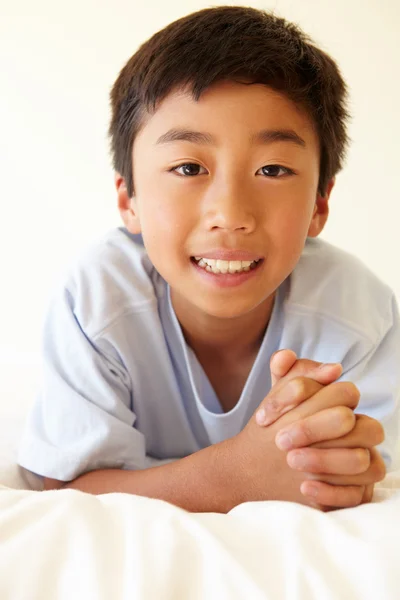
[108,6,350,321]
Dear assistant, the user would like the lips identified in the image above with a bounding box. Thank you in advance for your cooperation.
[190,254,264,287]
[192,256,261,274]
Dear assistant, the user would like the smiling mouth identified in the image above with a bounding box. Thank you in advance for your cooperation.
[191,256,263,274]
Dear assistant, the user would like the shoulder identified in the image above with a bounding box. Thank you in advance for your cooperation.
[52,228,165,338]
[286,238,395,345]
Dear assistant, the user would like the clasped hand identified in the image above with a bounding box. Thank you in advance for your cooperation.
[249,350,386,510]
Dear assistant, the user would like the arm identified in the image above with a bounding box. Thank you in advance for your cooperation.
[42,352,385,511]
[46,440,240,513]
[45,374,372,511]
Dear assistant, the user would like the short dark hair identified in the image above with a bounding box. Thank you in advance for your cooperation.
[109,5,351,198]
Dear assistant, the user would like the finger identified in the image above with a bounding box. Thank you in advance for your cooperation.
[272,359,343,392]
[275,406,355,450]
[263,359,344,428]
[305,447,386,486]
[260,364,346,427]
[270,350,297,386]
[256,377,323,426]
[258,379,360,428]
[300,480,365,508]
[361,484,374,504]
[311,414,385,449]
[280,381,360,425]
[287,447,370,475]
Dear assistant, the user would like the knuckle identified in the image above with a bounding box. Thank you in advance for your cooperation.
[321,485,364,509]
[358,415,385,446]
[362,484,374,504]
[289,376,318,400]
[351,487,365,507]
[372,456,386,482]
[374,422,385,446]
[265,396,280,412]
[299,359,320,373]
[341,382,361,406]
[335,406,355,433]
[338,486,364,508]
[288,377,307,399]
[297,421,313,444]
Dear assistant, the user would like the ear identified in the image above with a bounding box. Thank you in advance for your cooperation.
[307,177,335,238]
[115,173,142,234]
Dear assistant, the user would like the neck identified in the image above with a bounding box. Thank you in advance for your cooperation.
[170,290,276,363]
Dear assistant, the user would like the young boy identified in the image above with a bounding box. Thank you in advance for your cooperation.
[18,6,399,512]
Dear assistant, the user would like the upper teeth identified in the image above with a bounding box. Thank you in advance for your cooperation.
[194,257,257,274]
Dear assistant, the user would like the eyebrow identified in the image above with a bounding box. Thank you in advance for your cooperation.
[155,127,307,148]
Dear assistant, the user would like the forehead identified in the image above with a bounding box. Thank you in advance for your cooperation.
[136,80,319,152]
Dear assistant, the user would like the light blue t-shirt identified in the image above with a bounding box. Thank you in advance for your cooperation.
[18,227,400,480]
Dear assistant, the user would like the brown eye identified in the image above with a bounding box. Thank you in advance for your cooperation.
[259,165,294,177]
[172,163,206,176]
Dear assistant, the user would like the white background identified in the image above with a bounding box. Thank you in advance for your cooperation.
[0,0,399,415]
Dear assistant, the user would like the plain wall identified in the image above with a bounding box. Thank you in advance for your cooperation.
[1,0,399,415]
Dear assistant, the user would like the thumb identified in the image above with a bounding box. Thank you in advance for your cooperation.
[270,349,297,387]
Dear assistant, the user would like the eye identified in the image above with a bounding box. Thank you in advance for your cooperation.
[170,163,207,177]
[258,165,295,178]
[169,162,295,178]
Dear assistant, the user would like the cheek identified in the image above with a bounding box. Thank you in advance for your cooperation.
[138,197,194,268]
[138,171,200,235]
[145,201,191,236]
[267,197,315,254]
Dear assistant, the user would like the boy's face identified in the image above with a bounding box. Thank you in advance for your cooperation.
[117,80,334,320]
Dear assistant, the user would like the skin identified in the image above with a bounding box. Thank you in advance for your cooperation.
[117,80,333,360]
[43,355,385,509]
[108,80,385,508]
[264,352,384,506]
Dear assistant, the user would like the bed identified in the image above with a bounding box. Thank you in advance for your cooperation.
[1,414,400,599]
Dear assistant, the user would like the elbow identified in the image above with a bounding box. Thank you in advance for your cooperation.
[43,477,68,491]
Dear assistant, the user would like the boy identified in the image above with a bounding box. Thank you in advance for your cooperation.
[18,6,399,511]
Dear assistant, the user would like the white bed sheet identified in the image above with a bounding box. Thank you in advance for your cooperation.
[0,471,400,600]
[1,412,400,599]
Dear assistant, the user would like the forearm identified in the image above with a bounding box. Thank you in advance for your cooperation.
[62,439,241,513]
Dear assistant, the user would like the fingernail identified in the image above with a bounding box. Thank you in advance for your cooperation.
[318,363,340,371]
[288,451,307,469]
[276,431,293,450]
[304,484,318,498]
[255,408,266,425]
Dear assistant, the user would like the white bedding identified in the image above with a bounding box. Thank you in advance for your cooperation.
[1,417,400,599]
[0,472,399,599]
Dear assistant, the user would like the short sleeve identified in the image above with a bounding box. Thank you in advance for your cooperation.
[17,285,146,482]
[339,294,400,469]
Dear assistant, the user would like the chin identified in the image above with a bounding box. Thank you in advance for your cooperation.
[195,297,265,320]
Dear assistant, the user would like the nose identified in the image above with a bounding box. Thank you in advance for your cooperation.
[202,177,257,233]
